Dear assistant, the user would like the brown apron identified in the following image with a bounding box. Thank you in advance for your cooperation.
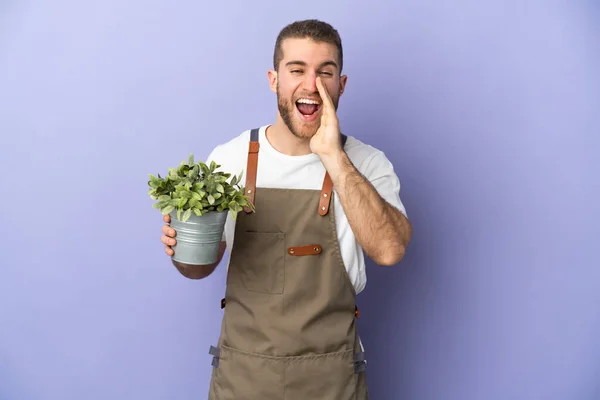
[208,128,368,399]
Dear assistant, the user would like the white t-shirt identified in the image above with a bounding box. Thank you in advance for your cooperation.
[206,125,407,295]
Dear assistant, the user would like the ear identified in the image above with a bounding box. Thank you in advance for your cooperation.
[267,69,278,93]
[339,74,348,96]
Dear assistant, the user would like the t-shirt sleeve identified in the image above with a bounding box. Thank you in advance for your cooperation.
[205,146,220,167]
[360,151,408,218]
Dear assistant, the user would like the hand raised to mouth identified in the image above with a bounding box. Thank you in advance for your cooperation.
[310,77,343,159]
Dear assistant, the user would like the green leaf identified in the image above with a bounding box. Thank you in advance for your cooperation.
[150,154,257,218]
[199,162,210,176]
[192,192,203,201]
[190,165,199,180]
[178,164,190,176]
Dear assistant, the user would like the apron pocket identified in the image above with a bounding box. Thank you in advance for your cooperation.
[284,349,357,400]
[229,231,285,294]
[209,345,284,400]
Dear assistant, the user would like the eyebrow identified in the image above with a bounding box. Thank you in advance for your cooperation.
[285,60,339,69]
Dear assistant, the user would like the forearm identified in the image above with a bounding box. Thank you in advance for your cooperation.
[322,151,412,266]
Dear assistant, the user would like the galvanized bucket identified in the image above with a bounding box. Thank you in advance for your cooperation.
[169,210,228,265]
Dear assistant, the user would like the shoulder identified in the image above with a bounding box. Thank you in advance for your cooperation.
[207,129,251,160]
[205,128,253,177]
[343,135,393,177]
[342,135,407,216]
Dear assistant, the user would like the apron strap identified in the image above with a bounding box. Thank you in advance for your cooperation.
[242,128,348,216]
[243,128,260,213]
[209,345,221,367]
[353,351,367,373]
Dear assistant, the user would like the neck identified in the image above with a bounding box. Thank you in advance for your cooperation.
[266,115,313,156]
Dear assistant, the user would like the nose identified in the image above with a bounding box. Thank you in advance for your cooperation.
[302,71,318,92]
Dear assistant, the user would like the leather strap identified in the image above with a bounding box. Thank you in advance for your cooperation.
[243,128,260,213]
[318,134,348,216]
[243,129,348,216]
[287,244,322,256]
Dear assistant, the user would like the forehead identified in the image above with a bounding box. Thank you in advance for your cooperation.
[279,37,339,67]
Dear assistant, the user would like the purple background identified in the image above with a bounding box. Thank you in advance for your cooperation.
[1,1,598,399]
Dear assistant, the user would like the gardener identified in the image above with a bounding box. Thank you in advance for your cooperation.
[159,19,412,399]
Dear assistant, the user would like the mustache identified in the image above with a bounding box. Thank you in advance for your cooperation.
[294,92,321,98]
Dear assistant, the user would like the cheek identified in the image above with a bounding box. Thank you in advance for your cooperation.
[279,86,296,102]
[278,77,302,95]
[324,77,341,92]
[326,82,340,96]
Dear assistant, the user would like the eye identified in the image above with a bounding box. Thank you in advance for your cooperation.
[319,71,333,76]
[290,69,303,74]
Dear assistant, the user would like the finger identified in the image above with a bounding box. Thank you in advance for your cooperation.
[316,77,334,111]
[162,224,176,237]
[316,78,338,126]
[165,246,174,256]
[161,235,176,246]
[163,214,171,223]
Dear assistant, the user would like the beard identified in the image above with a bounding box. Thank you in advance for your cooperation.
[277,82,339,139]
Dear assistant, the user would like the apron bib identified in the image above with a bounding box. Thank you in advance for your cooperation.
[208,128,368,399]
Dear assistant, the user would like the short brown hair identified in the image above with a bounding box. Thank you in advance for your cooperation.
[273,19,343,73]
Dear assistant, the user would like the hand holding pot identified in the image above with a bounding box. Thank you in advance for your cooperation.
[161,214,177,256]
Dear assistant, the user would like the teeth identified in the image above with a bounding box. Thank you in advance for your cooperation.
[296,98,320,105]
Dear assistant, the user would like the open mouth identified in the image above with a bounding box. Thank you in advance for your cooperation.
[295,98,322,118]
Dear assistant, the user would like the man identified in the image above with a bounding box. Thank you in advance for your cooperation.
[160,19,412,399]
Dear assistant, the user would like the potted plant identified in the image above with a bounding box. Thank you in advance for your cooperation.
[148,154,254,265]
